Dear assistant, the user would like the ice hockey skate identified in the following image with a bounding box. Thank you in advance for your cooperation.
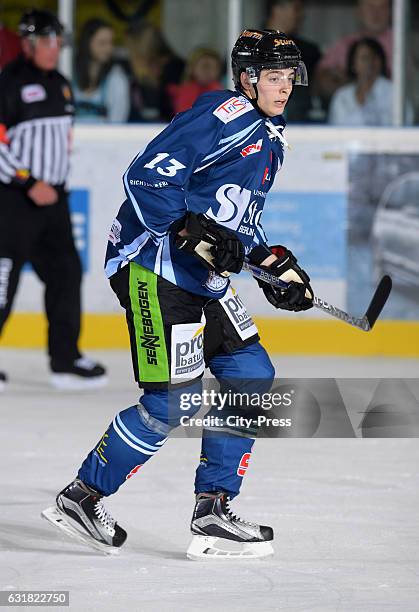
[41,479,126,555]
[187,492,274,560]
[50,357,108,391]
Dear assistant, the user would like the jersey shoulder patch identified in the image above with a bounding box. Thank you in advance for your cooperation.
[21,83,47,104]
[212,95,254,124]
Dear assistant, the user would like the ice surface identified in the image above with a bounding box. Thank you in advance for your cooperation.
[1,350,419,612]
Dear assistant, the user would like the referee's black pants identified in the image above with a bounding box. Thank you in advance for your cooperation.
[0,184,82,370]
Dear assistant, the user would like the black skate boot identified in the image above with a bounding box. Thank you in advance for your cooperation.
[50,356,107,391]
[187,491,274,560]
[41,479,126,554]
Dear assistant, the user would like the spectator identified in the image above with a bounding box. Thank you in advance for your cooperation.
[329,38,412,126]
[265,0,322,122]
[74,18,129,123]
[0,22,21,71]
[125,20,184,122]
[317,0,392,104]
[168,47,223,115]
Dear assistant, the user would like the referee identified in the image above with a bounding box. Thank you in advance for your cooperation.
[0,9,106,390]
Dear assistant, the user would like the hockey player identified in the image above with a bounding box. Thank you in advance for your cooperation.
[42,29,313,559]
[0,10,106,390]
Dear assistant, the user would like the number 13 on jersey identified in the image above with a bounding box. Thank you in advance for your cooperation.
[144,153,186,177]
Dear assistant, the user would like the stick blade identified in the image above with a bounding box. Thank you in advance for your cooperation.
[364,275,392,330]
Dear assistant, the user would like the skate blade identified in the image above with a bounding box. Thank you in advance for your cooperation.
[41,506,119,556]
[186,535,274,560]
[50,374,108,391]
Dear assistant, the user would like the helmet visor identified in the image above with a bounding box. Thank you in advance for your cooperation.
[246,60,308,86]
[29,31,70,49]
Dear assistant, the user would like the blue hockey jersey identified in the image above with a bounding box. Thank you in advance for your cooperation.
[105,89,287,298]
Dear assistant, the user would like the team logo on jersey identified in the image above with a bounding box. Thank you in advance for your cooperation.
[237,452,251,477]
[21,84,47,104]
[213,96,253,124]
[240,139,263,158]
[204,270,229,293]
[126,465,143,479]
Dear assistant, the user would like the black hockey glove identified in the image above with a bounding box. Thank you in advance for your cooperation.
[249,244,314,312]
[173,211,245,275]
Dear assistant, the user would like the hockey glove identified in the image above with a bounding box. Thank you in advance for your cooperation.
[249,244,313,311]
[174,212,245,275]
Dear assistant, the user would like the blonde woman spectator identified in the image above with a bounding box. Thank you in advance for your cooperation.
[74,19,129,123]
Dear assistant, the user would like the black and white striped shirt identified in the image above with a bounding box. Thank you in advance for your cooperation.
[0,55,74,189]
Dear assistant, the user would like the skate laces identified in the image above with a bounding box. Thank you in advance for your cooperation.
[223,496,255,527]
[94,499,116,535]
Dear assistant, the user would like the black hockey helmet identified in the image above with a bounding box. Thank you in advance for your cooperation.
[231,29,308,89]
[18,9,64,39]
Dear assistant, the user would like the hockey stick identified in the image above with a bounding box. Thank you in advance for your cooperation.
[243,260,392,332]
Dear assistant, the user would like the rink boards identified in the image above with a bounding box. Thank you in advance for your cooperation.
[5,124,419,356]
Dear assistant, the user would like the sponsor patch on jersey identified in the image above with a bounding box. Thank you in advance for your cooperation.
[171,321,205,381]
[240,138,263,158]
[21,84,47,104]
[204,270,229,293]
[108,218,122,246]
[237,452,251,477]
[262,166,271,184]
[213,96,253,124]
[219,286,258,341]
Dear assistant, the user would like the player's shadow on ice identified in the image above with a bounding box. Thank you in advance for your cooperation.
[0,521,97,556]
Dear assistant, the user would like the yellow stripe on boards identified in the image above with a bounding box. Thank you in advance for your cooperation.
[2,313,419,357]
